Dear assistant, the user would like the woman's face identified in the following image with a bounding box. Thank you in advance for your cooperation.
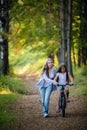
[47,59,53,69]
[61,66,66,73]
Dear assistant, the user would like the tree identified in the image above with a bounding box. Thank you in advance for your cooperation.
[8,0,87,75]
[57,0,73,75]
[0,0,9,75]
[67,0,73,75]
[72,0,87,67]
[58,0,66,64]
[81,0,87,66]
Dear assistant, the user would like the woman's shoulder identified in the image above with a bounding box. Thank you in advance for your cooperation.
[52,67,57,74]
[52,66,57,71]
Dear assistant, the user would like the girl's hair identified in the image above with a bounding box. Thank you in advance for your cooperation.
[57,63,69,82]
[57,63,67,73]
[41,58,53,77]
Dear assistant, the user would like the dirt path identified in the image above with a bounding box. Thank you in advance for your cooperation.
[11,74,87,130]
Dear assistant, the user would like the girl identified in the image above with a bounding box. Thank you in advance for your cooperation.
[54,63,73,113]
[36,58,58,117]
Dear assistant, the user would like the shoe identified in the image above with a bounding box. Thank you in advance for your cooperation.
[56,109,60,113]
[66,99,70,103]
[56,107,60,113]
[44,113,48,118]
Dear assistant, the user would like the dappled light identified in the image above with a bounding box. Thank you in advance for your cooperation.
[0,0,87,130]
[0,89,13,95]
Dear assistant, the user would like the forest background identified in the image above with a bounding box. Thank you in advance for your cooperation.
[0,1,87,130]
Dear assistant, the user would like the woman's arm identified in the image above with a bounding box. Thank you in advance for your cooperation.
[54,74,59,82]
[43,72,58,85]
[54,73,59,83]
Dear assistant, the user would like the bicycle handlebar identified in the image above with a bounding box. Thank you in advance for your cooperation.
[57,83,74,86]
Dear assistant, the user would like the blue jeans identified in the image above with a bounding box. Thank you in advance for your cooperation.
[39,86,52,115]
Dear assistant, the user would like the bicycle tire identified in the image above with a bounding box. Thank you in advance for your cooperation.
[61,95,66,108]
[61,96,66,117]
[62,108,65,117]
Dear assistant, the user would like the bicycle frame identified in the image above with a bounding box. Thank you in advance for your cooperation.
[58,85,66,117]
[58,83,73,117]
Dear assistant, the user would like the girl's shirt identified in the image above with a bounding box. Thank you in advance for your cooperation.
[56,72,67,85]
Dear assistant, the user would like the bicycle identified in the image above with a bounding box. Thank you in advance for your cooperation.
[58,83,73,117]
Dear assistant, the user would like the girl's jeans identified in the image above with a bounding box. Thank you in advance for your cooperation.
[39,86,52,115]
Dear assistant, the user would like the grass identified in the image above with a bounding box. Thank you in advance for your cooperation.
[0,94,21,130]
[0,93,21,130]
[0,75,27,94]
[0,75,27,130]
[70,66,87,102]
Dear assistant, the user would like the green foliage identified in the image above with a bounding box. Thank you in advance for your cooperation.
[82,67,87,76]
[9,0,60,56]
[0,75,27,94]
[70,67,87,99]
[0,74,26,130]
[9,46,46,74]
[0,94,21,130]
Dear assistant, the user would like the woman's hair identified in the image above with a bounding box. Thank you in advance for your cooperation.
[41,58,53,77]
[57,63,69,82]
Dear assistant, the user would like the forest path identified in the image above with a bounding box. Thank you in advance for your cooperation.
[11,73,87,130]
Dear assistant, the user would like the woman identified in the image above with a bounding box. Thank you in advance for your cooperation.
[36,58,58,117]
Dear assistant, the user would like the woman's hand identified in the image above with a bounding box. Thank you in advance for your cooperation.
[53,81,58,86]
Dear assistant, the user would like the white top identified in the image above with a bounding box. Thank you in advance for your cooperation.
[36,67,57,88]
[43,67,56,87]
[57,72,67,85]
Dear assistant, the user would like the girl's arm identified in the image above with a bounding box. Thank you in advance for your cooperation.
[68,72,73,83]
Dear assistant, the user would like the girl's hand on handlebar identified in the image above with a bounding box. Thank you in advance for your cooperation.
[68,82,74,85]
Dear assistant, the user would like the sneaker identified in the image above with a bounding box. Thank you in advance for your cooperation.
[56,106,60,113]
[66,99,70,103]
[56,109,60,113]
[44,113,48,118]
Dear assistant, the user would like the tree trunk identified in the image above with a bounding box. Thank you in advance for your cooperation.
[82,47,86,66]
[78,48,81,67]
[79,0,87,66]
[0,0,9,75]
[58,0,66,64]
[72,44,76,67]
[67,0,73,75]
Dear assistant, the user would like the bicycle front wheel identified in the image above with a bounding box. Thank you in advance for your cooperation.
[61,108,65,117]
[61,96,66,117]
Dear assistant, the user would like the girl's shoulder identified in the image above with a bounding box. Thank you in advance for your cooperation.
[56,72,66,76]
[56,72,60,76]
[67,71,70,75]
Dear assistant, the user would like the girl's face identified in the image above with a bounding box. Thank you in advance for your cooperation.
[61,66,66,73]
[47,59,53,69]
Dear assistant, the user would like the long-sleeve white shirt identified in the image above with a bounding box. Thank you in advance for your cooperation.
[36,67,56,88]
[42,67,56,87]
